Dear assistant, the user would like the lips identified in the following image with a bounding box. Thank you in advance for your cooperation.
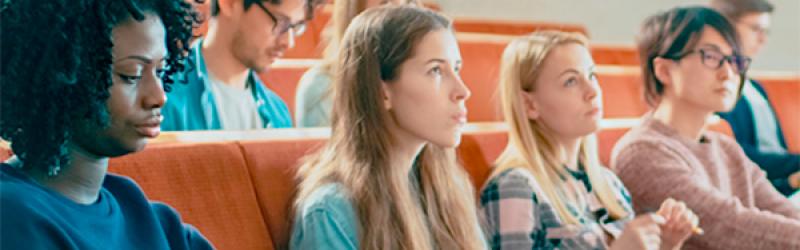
[715,87,735,96]
[134,116,163,138]
[586,107,601,117]
[269,50,285,59]
[452,111,468,125]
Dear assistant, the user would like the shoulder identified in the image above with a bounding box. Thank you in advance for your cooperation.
[296,183,356,223]
[481,168,540,205]
[612,127,683,165]
[298,65,333,89]
[292,183,358,249]
[1,172,49,219]
[1,165,57,216]
[296,67,333,101]
[102,174,149,200]
[706,131,753,162]
[1,166,70,244]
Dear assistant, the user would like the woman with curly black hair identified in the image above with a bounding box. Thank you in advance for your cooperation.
[0,0,213,249]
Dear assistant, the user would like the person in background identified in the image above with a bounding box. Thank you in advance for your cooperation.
[1,0,212,248]
[481,30,699,250]
[294,0,422,127]
[162,0,324,131]
[612,6,800,249]
[290,6,486,249]
[711,0,800,196]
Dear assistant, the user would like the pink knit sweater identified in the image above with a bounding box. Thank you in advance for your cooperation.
[611,116,800,250]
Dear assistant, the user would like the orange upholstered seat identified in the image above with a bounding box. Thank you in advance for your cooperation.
[109,142,274,250]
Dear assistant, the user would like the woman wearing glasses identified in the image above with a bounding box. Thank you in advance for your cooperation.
[611,6,800,249]
[161,0,324,131]
[294,0,423,127]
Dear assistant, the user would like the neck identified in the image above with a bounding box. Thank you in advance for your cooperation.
[202,21,250,90]
[555,135,582,171]
[390,137,426,179]
[23,142,109,204]
[652,97,711,142]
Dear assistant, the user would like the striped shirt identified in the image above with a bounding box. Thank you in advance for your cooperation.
[480,166,633,249]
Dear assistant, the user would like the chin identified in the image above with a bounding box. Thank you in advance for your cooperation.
[108,139,146,157]
[713,99,737,113]
[431,134,462,148]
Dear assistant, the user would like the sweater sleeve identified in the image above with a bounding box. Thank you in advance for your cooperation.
[151,202,214,250]
[480,169,551,249]
[613,141,800,250]
[719,136,800,219]
[737,142,800,195]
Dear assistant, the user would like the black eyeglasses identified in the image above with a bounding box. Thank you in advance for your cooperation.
[663,48,751,74]
[253,1,307,37]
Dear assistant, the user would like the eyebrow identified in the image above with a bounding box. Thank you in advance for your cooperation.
[425,58,463,65]
[426,58,447,64]
[696,43,730,54]
[698,43,721,50]
[559,68,581,78]
[114,56,167,65]
[115,55,153,64]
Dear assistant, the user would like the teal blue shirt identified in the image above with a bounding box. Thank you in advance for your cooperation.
[290,183,489,249]
[162,40,292,131]
[290,183,358,250]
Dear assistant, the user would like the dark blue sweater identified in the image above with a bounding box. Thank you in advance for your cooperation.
[719,79,800,195]
[0,163,214,249]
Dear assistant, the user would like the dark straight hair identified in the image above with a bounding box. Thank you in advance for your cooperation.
[637,6,745,107]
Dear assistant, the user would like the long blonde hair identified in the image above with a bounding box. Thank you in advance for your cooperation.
[493,31,629,225]
[295,6,484,250]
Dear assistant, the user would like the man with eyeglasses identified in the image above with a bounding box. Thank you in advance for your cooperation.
[162,0,324,131]
[712,0,800,196]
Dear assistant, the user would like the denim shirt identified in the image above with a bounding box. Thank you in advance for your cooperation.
[162,40,292,131]
[290,183,359,250]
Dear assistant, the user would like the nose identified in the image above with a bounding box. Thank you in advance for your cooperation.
[583,76,601,102]
[757,32,767,46]
[452,75,471,102]
[142,75,166,110]
[718,59,737,81]
[278,29,296,49]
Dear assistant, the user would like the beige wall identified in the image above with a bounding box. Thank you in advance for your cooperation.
[435,0,800,72]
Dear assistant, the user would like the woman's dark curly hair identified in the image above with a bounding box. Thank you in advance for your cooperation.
[0,0,201,175]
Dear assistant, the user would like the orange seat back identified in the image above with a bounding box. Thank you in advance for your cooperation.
[453,18,588,37]
[239,138,326,249]
[458,130,509,189]
[109,142,274,250]
[759,76,800,153]
[257,60,319,117]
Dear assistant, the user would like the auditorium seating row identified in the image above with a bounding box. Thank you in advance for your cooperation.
[0,118,737,249]
[260,57,800,151]
[190,2,608,60]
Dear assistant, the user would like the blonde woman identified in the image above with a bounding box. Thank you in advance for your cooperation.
[290,6,485,249]
[480,31,699,250]
[294,0,422,127]
[612,6,800,249]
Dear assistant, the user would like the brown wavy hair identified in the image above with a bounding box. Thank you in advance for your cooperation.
[295,6,484,250]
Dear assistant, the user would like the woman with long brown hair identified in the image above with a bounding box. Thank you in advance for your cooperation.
[290,5,485,249]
